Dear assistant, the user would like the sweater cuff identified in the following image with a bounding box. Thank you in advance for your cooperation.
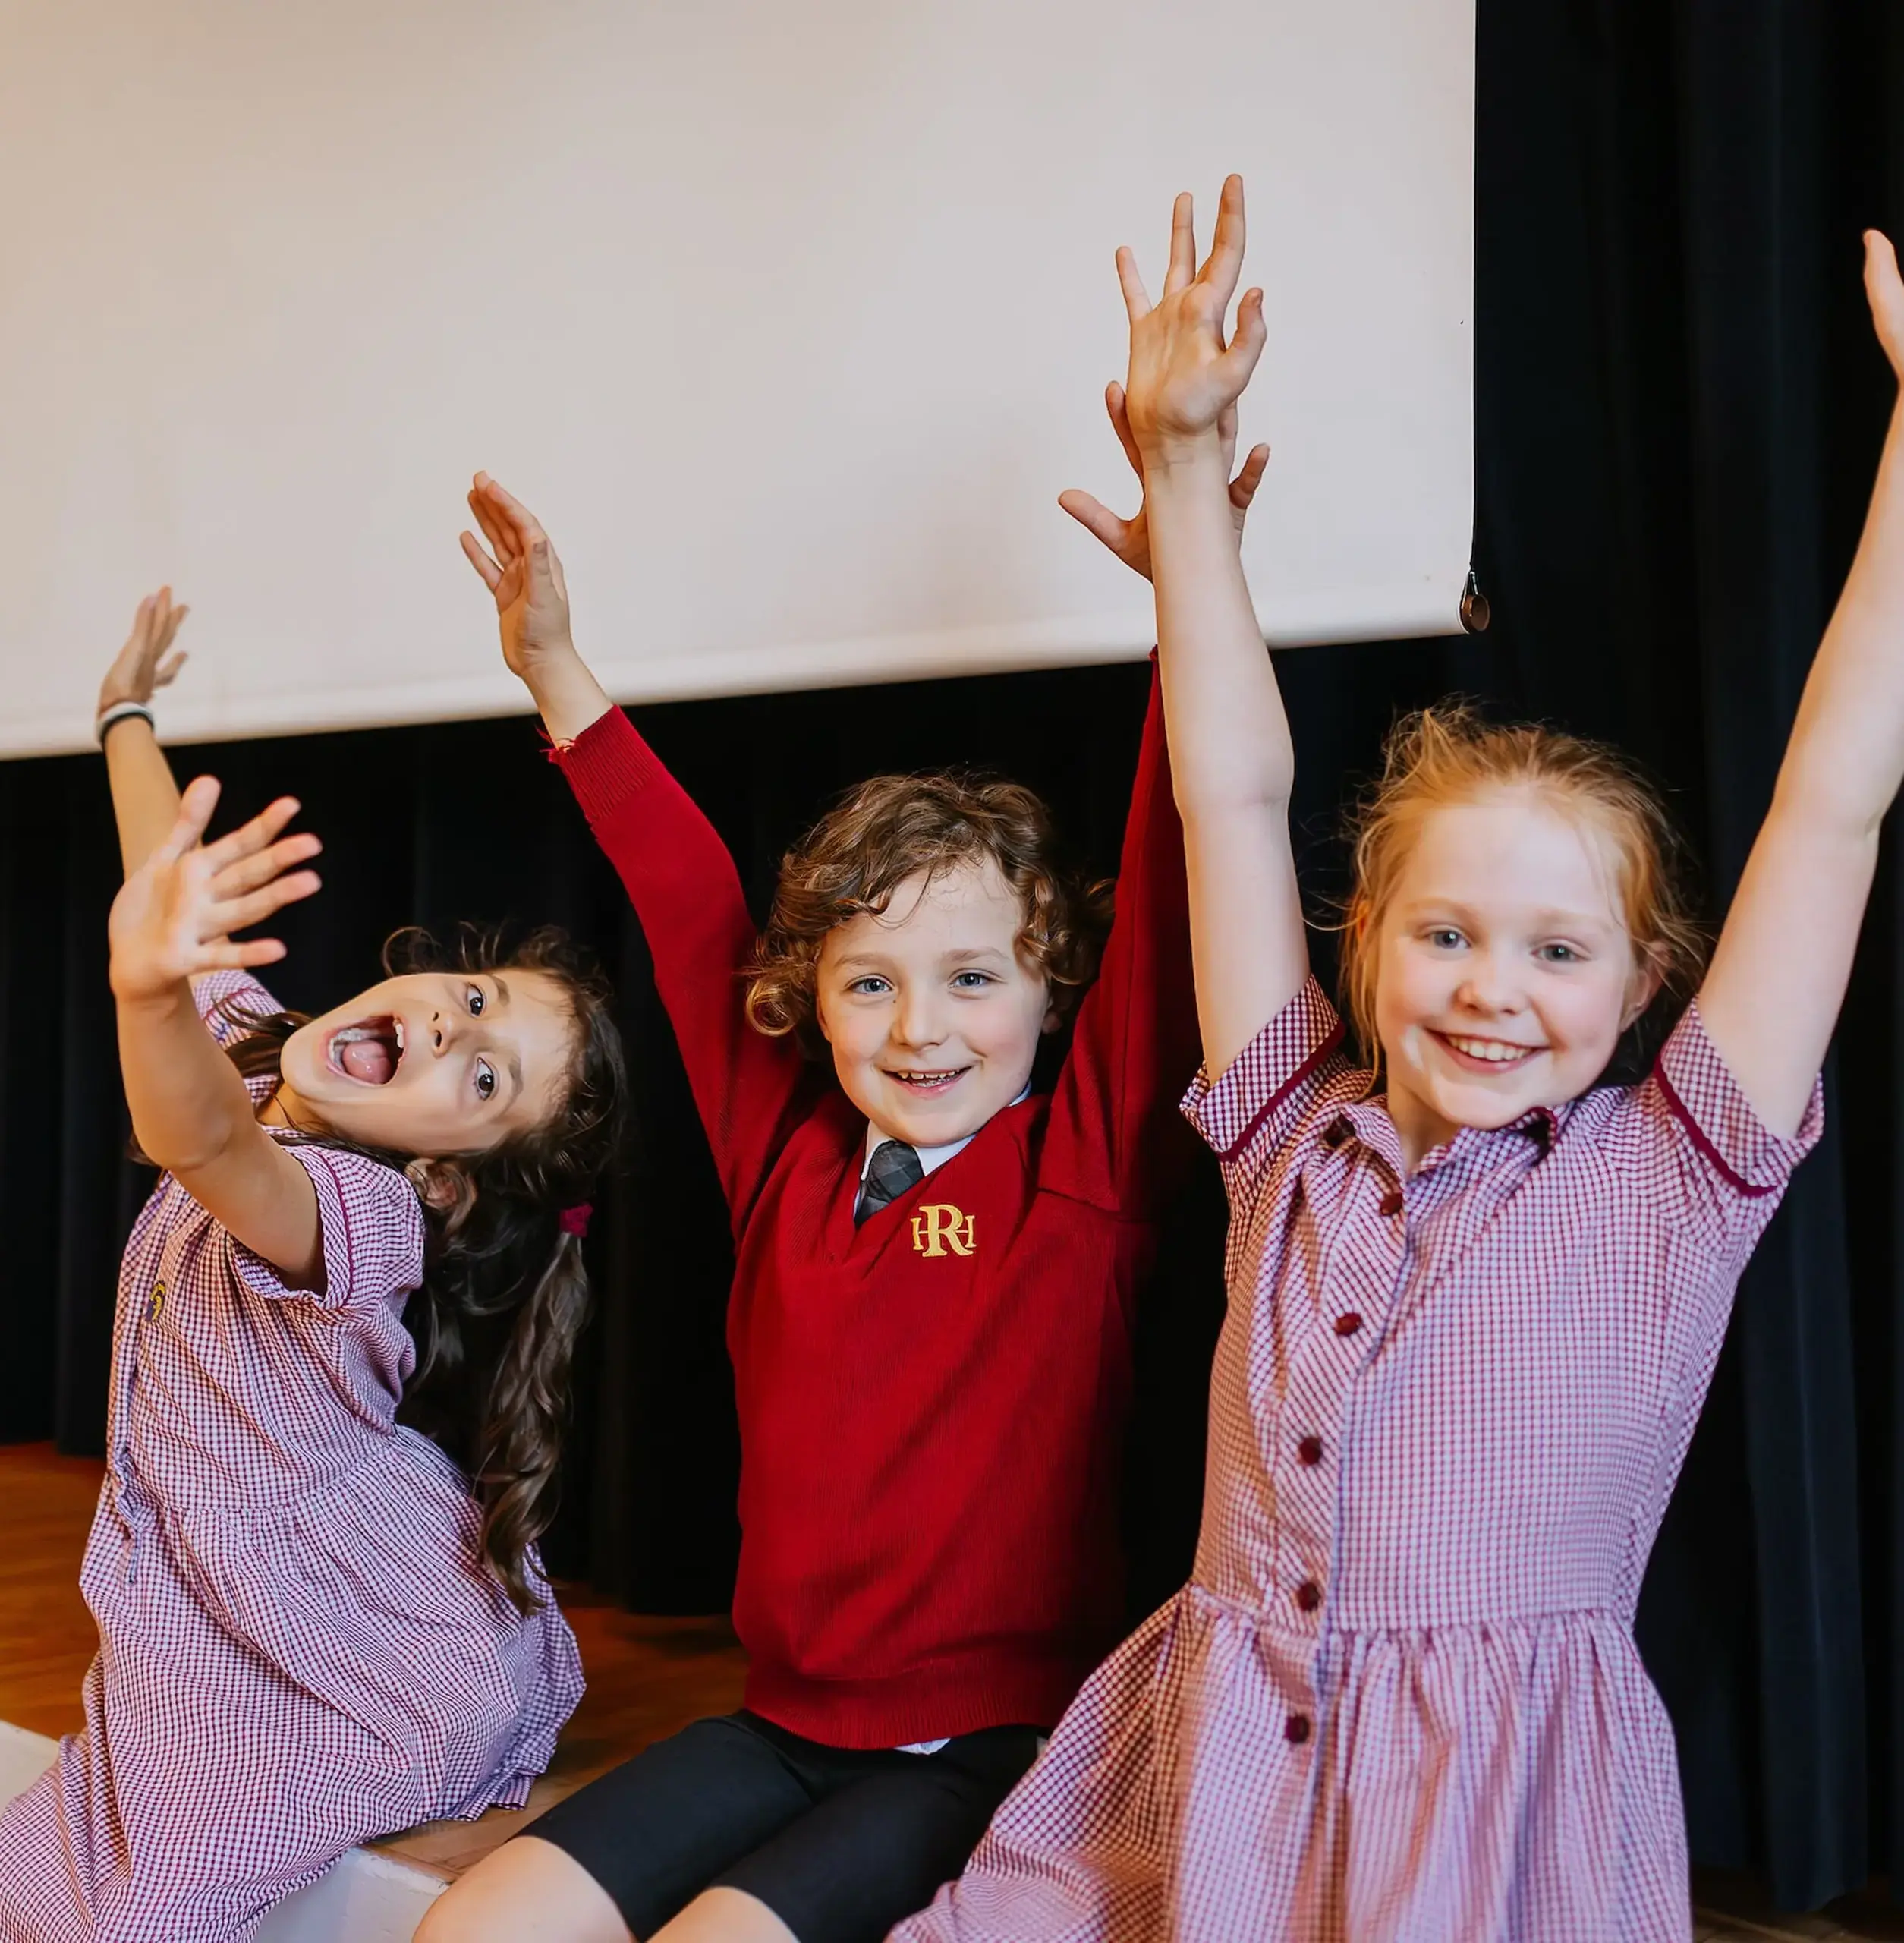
[552,704,659,821]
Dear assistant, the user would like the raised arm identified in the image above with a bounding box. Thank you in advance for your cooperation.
[1044,375,1270,1209]
[460,474,613,745]
[111,779,326,1278]
[1698,232,1904,1135]
[98,589,190,878]
[1119,178,1307,1079]
[461,476,811,1222]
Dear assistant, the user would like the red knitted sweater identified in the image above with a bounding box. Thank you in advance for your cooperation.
[555,672,1196,1746]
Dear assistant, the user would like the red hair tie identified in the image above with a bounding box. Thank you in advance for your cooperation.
[559,1203,593,1239]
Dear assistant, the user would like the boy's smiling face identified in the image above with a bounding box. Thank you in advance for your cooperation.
[815,858,1058,1149]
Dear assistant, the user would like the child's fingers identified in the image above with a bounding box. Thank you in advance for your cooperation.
[199,795,303,874]
[209,871,323,937]
[203,937,291,972]
[466,487,520,567]
[1163,191,1197,298]
[1105,383,1144,478]
[1865,231,1904,378]
[1058,489,1135,555]
[156,777,222,865]
[460,529,504,592]
[1199,174,1248,306]
[209,831,323,902]
[152,649,188,692]
[154,600,189,658]
[1231,442,1272,511]
[1115,246,1153,323]
[1216,287,1268,396]
[119,594,156,665]
[474,472,547,552]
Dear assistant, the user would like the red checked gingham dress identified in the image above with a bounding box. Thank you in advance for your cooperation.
[0,975,582,1943]
[892,979,1821,1943]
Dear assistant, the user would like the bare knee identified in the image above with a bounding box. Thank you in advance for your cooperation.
[649,1888,798,1943]
[414,1835,631,1943]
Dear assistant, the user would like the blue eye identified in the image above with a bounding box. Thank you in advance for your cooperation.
[1427,928,1465,950]
[848,976,891,997]
[952,971,995,990]
[1539,943,1581,964]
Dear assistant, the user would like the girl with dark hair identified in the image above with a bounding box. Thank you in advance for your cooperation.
[0,595,626,1941]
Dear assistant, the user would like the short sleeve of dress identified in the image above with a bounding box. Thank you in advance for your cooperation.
[1182,977,1352,1192]
[192,970,285,1047]
[1640,999,1824,1223]
[231,1144,426,1317]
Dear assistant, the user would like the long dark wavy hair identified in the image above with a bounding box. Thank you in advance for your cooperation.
[219,925,627,1612]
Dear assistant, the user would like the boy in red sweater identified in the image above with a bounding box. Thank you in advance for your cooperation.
[421,422,1264,1943]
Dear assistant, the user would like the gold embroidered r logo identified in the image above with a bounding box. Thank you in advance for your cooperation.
[911,1204,976,1258]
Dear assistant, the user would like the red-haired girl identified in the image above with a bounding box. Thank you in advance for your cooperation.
[898,182,1904,1942]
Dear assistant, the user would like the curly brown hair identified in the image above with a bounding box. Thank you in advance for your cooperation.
[745,771,1113,1056]
[1338,703,1707,1069]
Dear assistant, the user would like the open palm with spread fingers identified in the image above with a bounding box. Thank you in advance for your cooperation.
[99,587,190,719]
[109,782,323,1003]
[1119,175,1267,462]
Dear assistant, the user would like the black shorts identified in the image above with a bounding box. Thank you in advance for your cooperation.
[527,1710,1039,1943]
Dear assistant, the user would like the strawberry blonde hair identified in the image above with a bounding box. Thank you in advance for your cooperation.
[1336,704,1707,1066]
[746,771,1113,1056]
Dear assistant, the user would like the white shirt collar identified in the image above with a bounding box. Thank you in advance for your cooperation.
[860,1087,1032,1182]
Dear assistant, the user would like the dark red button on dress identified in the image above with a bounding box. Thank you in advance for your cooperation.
[898,977,1823,1943]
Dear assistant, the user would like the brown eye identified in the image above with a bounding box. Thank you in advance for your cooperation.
[467,984,486,1016]
[474,1059,497,1101]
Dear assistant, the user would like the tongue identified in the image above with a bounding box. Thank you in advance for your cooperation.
[340,1037,394,1084]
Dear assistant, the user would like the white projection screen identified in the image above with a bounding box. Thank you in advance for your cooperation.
[0,0,1474,757]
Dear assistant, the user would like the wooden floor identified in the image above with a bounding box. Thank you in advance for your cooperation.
[0,1441,745,1882]
[5,1439,1904,1930]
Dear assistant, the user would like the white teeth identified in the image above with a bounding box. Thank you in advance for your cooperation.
[394,1019,404,1053]
[1446,1036,1534,1063]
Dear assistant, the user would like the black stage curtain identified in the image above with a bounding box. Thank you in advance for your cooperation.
[2,0,1902,1911]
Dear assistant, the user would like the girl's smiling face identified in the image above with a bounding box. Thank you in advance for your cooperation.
[1373,789,1659,1168]
[271,968,577,1157]
[815,858,1058,1149]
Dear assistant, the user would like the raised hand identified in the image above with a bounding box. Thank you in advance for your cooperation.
[1059,383,1270,582]
[460,474,574,679]
[99,588,189,720]
[109,781,323,1003]
[1868,230,1904,383]
[1119,176,1267,463]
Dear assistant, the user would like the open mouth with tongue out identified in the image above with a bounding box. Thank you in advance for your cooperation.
[326,1017,404,1085]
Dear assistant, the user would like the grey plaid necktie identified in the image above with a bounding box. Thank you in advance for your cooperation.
[856,1139,924,1226]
